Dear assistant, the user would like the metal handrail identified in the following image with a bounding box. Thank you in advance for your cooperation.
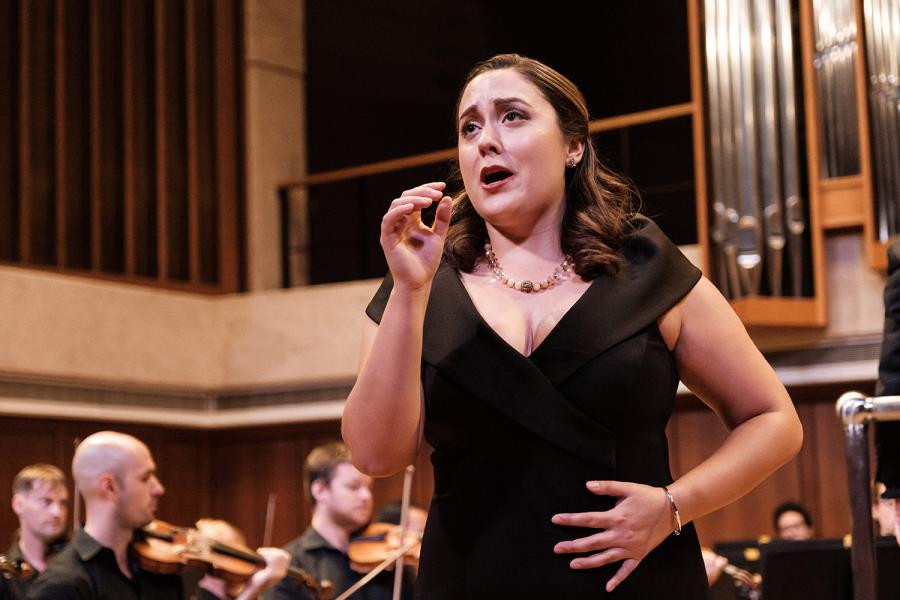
[835,391,900,600]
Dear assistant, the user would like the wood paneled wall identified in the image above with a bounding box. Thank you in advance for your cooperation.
[0,389,870,551]
[0,0,243,293]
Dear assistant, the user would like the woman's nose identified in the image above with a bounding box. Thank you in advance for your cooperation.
[477,123,502,156]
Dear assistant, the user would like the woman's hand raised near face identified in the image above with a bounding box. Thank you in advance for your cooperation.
[381,182,452,292]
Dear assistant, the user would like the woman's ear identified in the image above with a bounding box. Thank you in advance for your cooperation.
[567,138,585,165]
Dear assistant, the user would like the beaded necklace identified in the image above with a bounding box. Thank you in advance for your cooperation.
[484,242,572,294]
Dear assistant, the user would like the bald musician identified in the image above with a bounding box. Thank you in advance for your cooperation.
[27,431,288,600]
[1,464,69,600]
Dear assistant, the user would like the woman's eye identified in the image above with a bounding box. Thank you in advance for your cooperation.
[460,122,478,136]
[503,110,525,122]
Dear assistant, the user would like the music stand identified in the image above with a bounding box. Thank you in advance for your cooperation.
[759,539,851,600]
[759,538,900,600]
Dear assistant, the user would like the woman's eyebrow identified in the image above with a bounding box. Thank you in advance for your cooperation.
[458,97,533,124]
[493,97,531,108]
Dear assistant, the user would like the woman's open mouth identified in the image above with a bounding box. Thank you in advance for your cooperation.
[480,166,515,189]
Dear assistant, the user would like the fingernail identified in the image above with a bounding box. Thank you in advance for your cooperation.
[587,481,601,491]
[551,514,561,523]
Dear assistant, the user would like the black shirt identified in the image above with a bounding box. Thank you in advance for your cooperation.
[264,528,397,600]
[1,534,67,600]
[26,529,182,600]
[1,538,32,600]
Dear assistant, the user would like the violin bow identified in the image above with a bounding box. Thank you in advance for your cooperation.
[263,492,277,548]
[392,465,415,600]
[72,437,82,532]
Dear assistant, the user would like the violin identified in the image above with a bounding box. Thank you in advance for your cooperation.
[131,520,333,600]
[0,555,34,581]
[347,522,422,573]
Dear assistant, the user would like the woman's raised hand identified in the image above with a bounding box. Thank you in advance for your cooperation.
[551,480,677,593]
[380,182,452,292]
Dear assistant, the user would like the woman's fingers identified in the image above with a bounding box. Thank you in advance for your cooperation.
[607,558,640,592]
[567,547,626,570]
[389,195,435,211]
[551,511,613,529]
[383,195,453,239]
[381,202,418,238]
[585,479,632,497]
[432,196,452,239]
[385,193,442,233]
[553,530,615,554]
[400,181,446,198]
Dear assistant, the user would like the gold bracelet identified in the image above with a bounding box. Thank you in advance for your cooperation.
[662,485,682,536]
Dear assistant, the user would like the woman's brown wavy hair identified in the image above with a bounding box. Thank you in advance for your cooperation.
[444,54,637,279]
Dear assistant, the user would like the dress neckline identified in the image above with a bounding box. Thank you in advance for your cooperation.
[452,269,599,360]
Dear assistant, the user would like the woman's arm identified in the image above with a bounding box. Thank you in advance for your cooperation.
[343,294,428,477]
[662,277,803,524]
[553,277,802,591]
[669,279,803,521]
[341,183,451,477]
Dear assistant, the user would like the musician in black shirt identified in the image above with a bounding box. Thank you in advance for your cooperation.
[266,443,396,600]
[27,431,288,600]
[1,464,69,600]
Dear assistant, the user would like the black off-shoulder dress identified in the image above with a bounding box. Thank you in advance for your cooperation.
[366,216,709,599]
